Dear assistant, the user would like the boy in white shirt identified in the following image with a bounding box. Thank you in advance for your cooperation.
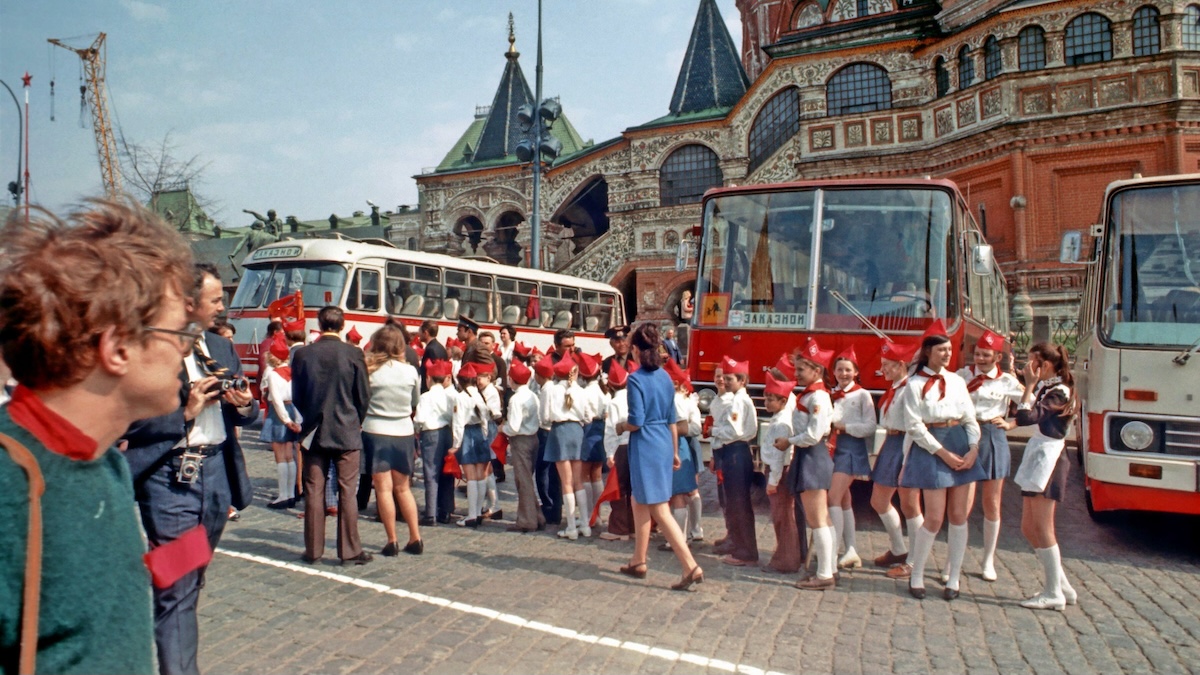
[710,356,758,567]
[502,360,543,532]
[414,359,456,524]
[761,371,801,573]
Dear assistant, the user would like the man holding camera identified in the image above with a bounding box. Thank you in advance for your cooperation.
[124,262,256,675]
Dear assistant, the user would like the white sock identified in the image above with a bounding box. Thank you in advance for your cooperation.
[982,518,1001,573]
[812,525,835,579]
[575,489,590,532]
[688,492,704,538]
[906,515,925,558]
[583,481,595,516]
[1060,568,1076,600]
[1037,545,1064,599]
[286,461,297,498]
[909,526,936,589]
[467,480,482,519]
[843,508,857,554]
[485,474,498,512]
[591,480,605,518]
[946,523,968,591]
[563,491,577,531]
[880,507,906,555]
[275,462,290,502]
[828,506,844,554]
[673,507,688,536]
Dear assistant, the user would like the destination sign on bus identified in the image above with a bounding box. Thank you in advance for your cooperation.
[253,246,302,260]
[728,311,807,328]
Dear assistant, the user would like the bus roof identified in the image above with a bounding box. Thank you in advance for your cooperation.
[701,177,962,201]
[1105,172,1200,198]
[241,236,621,293]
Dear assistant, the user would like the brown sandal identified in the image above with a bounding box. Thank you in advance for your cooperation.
[671,566,704,591]
[619,562,648,579]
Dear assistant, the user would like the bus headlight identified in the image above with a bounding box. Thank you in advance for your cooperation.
[697,388,716,414]
[1119,421,1154,450]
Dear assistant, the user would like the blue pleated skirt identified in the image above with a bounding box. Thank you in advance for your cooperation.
[582,419,607,463]
[458,423,490,465]
[832,433,871,477]
[544,421,583,462]
[899,425,986,489]
[261,403,299,443]
[977,422,1011,480]
[870,433,905,488]
[670,437,699,496]
[788,443,834,494]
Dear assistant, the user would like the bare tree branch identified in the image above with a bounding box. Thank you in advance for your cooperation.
[119,131,220,217]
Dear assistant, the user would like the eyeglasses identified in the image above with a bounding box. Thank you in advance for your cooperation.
[144,323,204,351]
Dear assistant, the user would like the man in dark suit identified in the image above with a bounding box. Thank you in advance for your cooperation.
[418,319,447,392]
[291,306,372,565]
[124,263,257,675]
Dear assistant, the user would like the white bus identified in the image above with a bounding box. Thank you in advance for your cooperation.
[1062,174,1200,519]
[225,236,626,382]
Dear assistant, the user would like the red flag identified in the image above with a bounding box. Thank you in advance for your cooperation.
[490,432,509,465]
[525,287,541,321]
[589,466,622,527]
[443,452,462,480]
[268,290,304,323]
[143,524,212,589]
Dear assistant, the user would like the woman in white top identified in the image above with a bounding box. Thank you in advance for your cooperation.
[263,335,302,509]
[827,347,876,570]
[362,325,423,555]
[541,355,590,539]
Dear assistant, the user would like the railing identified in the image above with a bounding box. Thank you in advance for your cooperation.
[1010,316,1079,368]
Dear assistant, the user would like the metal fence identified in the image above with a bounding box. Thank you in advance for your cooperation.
[1010,316,1080,367]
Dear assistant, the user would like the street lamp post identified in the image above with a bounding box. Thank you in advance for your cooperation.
[0,78,23,206]
[516,0,562,270]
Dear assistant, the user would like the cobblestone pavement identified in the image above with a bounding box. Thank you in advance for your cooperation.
[199,429,1200,675]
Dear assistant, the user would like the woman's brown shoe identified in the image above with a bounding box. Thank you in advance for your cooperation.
[670,566,704,591]
[619,562,647,579]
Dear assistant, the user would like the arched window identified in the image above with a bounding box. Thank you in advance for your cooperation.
[1018,26,1046,71]
[1064,13,1113,65]
[1185,5,1200,49]
[856,0,869,18]
[747,88,801,174]
[957,45,975,89]
[984,36,1002,80]
[826,63,892,116]
[660,144,723,207]
[935,56,950,97]
[1132,6,1160,56]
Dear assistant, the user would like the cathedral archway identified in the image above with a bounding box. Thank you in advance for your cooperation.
[551,176,610,254]
[486,210,525,266]
[453,215,485,254]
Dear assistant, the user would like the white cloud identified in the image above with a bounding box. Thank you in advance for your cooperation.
[120,0,168,23]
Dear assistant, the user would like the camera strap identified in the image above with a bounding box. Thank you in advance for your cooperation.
[0,431,44,675]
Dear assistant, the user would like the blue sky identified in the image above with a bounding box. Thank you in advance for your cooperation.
[0,1,740,226]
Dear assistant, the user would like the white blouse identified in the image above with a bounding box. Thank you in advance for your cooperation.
[831,384,877,439]
[363,360,420,437]
[788,388,832,449]
[603,389,630,458]
[956,365,1024,421]
[761,409,794,487]
[901,367,982,454]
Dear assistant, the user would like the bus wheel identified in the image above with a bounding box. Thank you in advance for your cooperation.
[1084,478,1114,524]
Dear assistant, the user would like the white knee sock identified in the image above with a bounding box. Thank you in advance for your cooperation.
[812,525,836,579]
[673,507,688,536]
[1037,545,1064,599]
[688,492,704,539]
[946,523,968,591]
[880,506,906,555]
[582,481,595,515]
[828,506,844,554]
[469,480,485,519]
[909,526,936,589]
[563,491,578,531]
[275,462,290,501]
[843,508,858,555]
[484,474,498,512]
[906,515,925,559]
[1060,567,1076,601]
[286,461,297,498]
[982,518,1001,574]
[591,480,604,517]
[574,489,590,533]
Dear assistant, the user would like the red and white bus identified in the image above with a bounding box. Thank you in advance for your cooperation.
[1062,173,1200,518]
[225,236,625,384]
[684,177,1009,411]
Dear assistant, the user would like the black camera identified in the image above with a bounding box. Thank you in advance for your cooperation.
[216,377,250,393]
[176,451,203,484]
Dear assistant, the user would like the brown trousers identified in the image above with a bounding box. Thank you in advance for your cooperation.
[508,434,545,530]
[302,448,363,560]
[767,484,802,573]
[606,444,634,536]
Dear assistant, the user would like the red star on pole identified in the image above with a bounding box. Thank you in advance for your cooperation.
[21,72,31,88]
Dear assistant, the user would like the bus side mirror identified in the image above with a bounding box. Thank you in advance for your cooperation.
[675,242,689,272]
[1059,231,1083,264]
[971,244,994,276]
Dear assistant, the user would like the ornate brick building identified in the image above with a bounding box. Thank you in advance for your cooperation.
[406,0,1200,327]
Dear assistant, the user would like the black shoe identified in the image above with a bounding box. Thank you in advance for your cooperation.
[300,554,321,564]
[909,584,926,600]
[419,516,437,526]
[943,587,960,601]
[381,542,400,557]
[267,499,291,510]
[437,515,454,525]
[342,552,374,566]
[488,509,504,521]
[403,540,424,555]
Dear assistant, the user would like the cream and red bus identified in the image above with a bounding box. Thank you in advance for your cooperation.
[225,236,625,385]
[1062,173,1200,518]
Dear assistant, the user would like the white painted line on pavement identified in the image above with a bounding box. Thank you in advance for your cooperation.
[216,547,791,675]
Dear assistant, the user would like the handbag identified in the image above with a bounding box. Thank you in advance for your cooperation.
[1,431,45,675]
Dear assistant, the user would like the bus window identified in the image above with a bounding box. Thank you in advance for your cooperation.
[231,263,348,309]
[581,290,616,333]
[497,277,538,326]
[387,261,440,316]
[541,284,581,330]
[445,270,492,322]
[347,268,381,312]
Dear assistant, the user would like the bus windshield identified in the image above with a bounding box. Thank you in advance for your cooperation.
[695,187,954,331]
[230,263,348,309]
[1102,183,1200,346]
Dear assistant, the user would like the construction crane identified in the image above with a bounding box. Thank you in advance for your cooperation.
[48,33,123,197]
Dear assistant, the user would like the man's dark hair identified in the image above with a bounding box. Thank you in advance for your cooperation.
[420,319,439,339]
[191,262,221,302]
[553,328,575,348]
[500,324,516,340]
[266,320,283,337]
[318,306,345,332]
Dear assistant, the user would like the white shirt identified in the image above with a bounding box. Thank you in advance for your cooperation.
[603,389,630,458]
[902,367,982,454]
[761,409,794,487]
[502,384,540,437]
[711,388,757,448]
[878,380,910,432]
[541,379,587,424]
[264,369,301,426]
[674,392,702,437]
[176,335,226,449]
[413,383,454,432]
[363,360,420,436]
[580,380,608,422]
[788,387,833,448]
[451,385,489,449]
[956,365,1024,421]
[831,384,877,440]
[481,382,502,422]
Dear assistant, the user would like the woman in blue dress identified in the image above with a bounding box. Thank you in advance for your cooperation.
[616,323,703,591]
